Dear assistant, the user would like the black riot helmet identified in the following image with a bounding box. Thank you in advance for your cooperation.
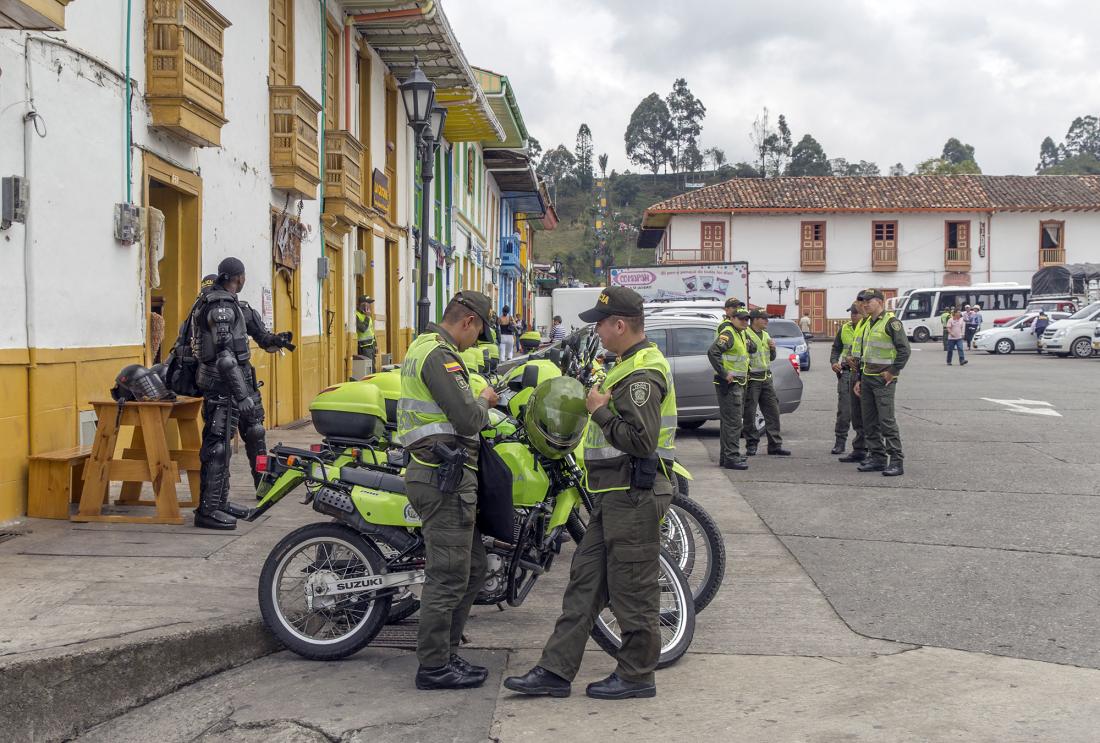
[111,364,175,402]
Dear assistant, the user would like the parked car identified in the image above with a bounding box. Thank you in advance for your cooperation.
[641,314,803,429]
[765,318,812,371]
[1039,301,1100,358]
[992,298,1079,327]
[973,312,1071,354]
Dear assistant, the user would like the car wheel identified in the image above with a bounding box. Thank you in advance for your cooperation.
[913,327,931,343]
[995,338,1014,355]
[1070,337,1093,358]
[678,420,706,430]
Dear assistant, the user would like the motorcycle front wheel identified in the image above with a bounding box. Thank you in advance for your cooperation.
[258,522,392,660]
[662,493,726,613]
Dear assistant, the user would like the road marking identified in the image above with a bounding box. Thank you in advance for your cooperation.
[981,398,1062,417]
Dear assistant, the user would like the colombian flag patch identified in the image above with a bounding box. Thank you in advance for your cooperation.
[443,361,463,374]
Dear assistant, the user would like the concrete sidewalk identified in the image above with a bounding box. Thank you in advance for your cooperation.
[0,423,324,741]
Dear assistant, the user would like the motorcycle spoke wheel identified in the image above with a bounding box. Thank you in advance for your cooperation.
[664,493,726,613]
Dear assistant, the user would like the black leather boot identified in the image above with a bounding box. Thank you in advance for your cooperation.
[450,654,489,684]
[831,437,846,455]
[857,459,887,472]
[745,442,758,456]
[194,508,237,530]
[219,501,251,519]
[882,462,905,477]
[838,450,865,463]
[767,446,792,456]
[723,457,749,471]
[585,673,656,700]
[416,659,485,690]
[503,666,572,697]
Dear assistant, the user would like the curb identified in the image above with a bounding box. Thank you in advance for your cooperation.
[0,617,281,742]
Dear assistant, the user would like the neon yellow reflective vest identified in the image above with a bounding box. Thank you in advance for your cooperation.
[356,311,375,343]
[721,328,750,384]
[861,312,898,376]
[396,332,465,449]
[839,321,856,358]
[745,327,772,378]
[583,343,677,492]
[850,316,869,360]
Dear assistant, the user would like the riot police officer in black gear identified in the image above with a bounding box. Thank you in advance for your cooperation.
[192,257,295,530]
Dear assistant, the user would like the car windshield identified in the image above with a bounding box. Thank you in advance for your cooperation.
[1067,301,1100,320]
[766,320,802,338]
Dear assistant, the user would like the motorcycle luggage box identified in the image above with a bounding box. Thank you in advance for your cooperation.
[310,381,386,440]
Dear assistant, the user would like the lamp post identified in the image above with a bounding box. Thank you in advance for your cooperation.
[400,59,445,334]
[766,277,792,304]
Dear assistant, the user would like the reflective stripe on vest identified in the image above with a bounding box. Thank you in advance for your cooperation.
[861,313,897,375]
[745,327,771,377]
[582,344,677,491]
[721,328,749,380]
[396,333,463,448]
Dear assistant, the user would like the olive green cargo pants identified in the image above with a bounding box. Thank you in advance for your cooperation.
[539,488,672,685]
[860,374,903,464]
[848,370,866,453]
[742,377,782,448]
[405,462,488,668]
[716,379,745,463]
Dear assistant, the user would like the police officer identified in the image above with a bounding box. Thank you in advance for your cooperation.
[505,286,676,700]
[854,289,910,476]
[356,295,376,359]
[707,302,752,470]
[192,257,295,530]
[398,291,499,690]
[839,292,872,463]
[742,309,790,456]
[829,303,863,455]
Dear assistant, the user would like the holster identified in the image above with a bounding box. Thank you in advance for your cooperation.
[631,454,659,490]
[431,442,469,495]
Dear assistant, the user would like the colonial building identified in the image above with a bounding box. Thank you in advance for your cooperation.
[639,175,1100,333]
[0,0,550,522]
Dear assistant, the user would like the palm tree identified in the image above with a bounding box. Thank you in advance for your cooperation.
[705,147,727,178]
[598,153,609,180]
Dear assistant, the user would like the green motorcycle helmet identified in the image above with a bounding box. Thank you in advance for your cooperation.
[524,376,588,459]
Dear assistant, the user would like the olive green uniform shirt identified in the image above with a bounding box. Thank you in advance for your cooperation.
[707,325,756,378]
[857,314,912,378]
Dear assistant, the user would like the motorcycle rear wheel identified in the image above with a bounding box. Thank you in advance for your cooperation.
[258,522,391,660]
[662,494,726,613]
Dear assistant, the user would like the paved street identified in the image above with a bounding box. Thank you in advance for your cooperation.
[65,346,1100,742]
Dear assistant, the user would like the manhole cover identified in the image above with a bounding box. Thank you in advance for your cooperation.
[373,619,418,649]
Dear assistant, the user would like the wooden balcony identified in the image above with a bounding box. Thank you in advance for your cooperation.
[146,0,230,147]
[945,247,971,272]
[323,130,365,231]
[270,85,322,200]
[872,246,898,271]
[0,0,74,30]
[800,247,825,272]
[1039,247,1066,267]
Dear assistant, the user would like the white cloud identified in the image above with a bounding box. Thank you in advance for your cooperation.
[445,0,1100,175]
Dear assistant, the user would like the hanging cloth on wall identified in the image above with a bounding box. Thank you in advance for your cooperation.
[147,206,165,289]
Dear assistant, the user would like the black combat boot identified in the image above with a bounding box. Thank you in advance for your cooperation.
[416,659,486,690]
[503,666,571,697]
[450,654,489,684]
[586,673,656,700]
[767,446,792,456]
[745,442,758,456]
[857,459,887,472]
[838,450,865,463]
[882,461,905,477]
[831,437,846,455]
[194,507,236,530]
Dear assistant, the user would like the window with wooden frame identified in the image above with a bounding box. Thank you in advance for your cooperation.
[944,220,971,271]
[1039,220,1066,267]
[269,0,293,86]
[800,221,825,271]
[871,221,897,271]
[699,221,725,261]
[323,20,339,131]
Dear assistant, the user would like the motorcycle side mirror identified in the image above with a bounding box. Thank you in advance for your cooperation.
[521,364,540,390]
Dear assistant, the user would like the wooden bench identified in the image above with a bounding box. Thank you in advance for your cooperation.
[27,446,93,519]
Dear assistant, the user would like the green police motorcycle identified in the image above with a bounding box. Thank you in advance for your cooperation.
[249,376,696,665]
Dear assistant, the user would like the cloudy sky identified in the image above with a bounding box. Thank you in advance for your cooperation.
[446,0,1100,175]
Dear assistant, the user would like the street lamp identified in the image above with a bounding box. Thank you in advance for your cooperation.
[400,59,442,333]
[766,277,792,303]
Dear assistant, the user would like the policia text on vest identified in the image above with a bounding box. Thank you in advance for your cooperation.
[396,292,499,691]
[505,286,676,701]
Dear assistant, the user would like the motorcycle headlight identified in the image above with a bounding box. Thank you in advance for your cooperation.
[795,343,807,354]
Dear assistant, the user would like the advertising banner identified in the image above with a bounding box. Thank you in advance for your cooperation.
[609,262,749,302]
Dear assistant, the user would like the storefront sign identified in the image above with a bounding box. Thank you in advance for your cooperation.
[372,169,390,212]
[610,262,749,302]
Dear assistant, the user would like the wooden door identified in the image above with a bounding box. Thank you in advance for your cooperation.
[323,20,339,131]
[799,289,826,335]
[322,240,344,385]
[270,0,293,86]
[271,267,301,425]
[700,221,724,262]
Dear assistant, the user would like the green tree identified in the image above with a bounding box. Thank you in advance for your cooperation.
[666,78,707,173]
[888,162,906,176]
[574,123,594,190]
[1062,115,1100,158]
[725,161,761,178]
[610,175,640,206]
[537,144,577,186]
[598,153,609,179]
[1040,154,1100,175]
[527,136,542,167]
[914,157,981,175]
[750,108,792,177]
[750,107,773,177]
[830,158,880,176]
[704,146,727,176]
[787,134,830,175]
[1036,136,1060,172]
[681,141,704,174]
[941,137,977,165]
[625,93,673,177]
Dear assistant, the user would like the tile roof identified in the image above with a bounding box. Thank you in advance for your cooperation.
[643,175,1100,218]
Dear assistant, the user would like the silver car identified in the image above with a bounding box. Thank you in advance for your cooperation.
[643,314,804,429]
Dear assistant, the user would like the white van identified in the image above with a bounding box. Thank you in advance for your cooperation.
[1038,301,1100,358]
[896,284,1030,342]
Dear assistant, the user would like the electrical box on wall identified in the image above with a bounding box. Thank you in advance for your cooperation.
[2,176,28,229]
[317,255,330,280]
[114,203,144,244]
[352,249,366,275]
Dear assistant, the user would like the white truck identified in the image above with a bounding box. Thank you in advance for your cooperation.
[550,287,605,332]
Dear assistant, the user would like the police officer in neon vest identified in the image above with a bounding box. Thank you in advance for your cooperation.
[853,288,910,476]
[839,292,872,463]
[742,309,790,456]
[356,295,376,363]
[708,301,752,469]
[397,291,499,690]
[829,303,864,455]
[505,286,676,700]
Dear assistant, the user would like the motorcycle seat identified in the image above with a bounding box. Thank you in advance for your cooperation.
[340,466,406,494]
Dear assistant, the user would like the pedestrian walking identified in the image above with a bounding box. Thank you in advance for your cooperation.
[965,305,983,349]
[498,305,516,361]
[829,304,863,455]
[550,315,568,343]
[799,313,812,334]
[839,292,871,463]
[708,300,751,470]
[355,295,376,370]
[742,309,790,456]
[504,286,676,700]
[946,310,968,365]
[939,306,953,351]
[1034,311,1051,353]
[398,291,499,690]
[854,289,910,477]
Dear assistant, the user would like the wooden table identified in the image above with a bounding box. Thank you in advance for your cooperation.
[73,397,204,525]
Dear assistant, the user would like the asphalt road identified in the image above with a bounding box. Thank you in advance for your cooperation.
[694,343,1100,668]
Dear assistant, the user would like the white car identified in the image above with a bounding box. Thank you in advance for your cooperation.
[1039,301,1100,358]
[974,312,1070,354]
